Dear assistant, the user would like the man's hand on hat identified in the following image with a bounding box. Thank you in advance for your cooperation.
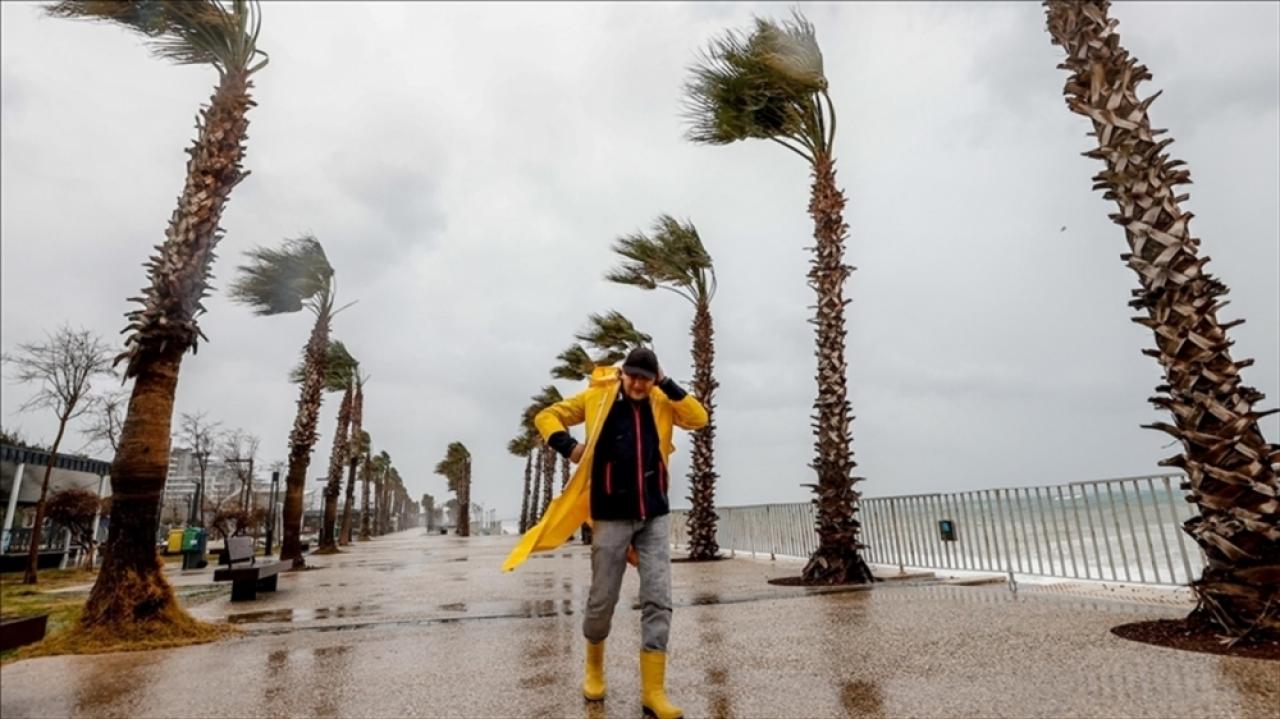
[569,443,585,464]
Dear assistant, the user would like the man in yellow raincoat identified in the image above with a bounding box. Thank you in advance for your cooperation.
[503,347,706,719]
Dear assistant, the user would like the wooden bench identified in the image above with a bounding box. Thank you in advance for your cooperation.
[213,536,288,601]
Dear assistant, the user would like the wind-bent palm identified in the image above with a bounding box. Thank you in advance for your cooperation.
[362,450,389,540]
[508,433,538,533]
[305,342,358,553]
[340,393,368,545]
[230,236,338,568]
[608,215,721,560]
[435,443,472,536]
[575,311,653,365]
[686,12,873,584]
[528,386,564,521]
[1045,0,1279,638]
[52,0,270,633]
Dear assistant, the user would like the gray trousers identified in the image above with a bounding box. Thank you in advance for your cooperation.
[583,514,672,651]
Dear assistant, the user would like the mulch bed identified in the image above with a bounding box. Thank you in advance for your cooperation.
[1112,619,1280,661]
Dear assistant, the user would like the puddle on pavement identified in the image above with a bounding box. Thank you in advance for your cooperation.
[228,604,382,624]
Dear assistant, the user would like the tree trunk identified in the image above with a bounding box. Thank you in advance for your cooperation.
[359,454,372,541]
[23,416,70,584]
[82,348,192,629]
[79,64,255,634]
[540,443,555,521]
[339,384,363,545]
[1046,0,1280,637]
[280,312,330,569]
[457,473,471,538]
[685,301,721,561]
[519,452,533,534]
[800,154,874,585]
[528,448,543,527]
[317,386,353,554]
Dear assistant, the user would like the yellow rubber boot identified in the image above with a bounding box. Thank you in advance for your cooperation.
[640,649,683,719]
[583,640,606,701]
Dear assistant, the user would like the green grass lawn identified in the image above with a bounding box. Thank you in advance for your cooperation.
[0,567,95,662]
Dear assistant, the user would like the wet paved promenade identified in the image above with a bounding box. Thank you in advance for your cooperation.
[2,531,1276,718]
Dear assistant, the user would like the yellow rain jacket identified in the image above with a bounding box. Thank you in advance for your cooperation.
[502,366,708,572]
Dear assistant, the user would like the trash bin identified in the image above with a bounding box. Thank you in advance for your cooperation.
[181,527,207,570]
[166,528,185,555]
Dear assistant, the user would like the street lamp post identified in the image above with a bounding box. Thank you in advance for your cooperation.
[264,470,279,555]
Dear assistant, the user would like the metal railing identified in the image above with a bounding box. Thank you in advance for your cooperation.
[671,473,1206,587]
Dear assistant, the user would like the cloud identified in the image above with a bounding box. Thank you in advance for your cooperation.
[2,2,1276,522]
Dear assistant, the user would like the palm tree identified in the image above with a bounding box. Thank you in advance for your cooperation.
[49,0,269,633]
[361,450,388,541]
[435,442,472,536]
[529,386,564,520]
[1044,1,1280,638]
[685,12,873,584]
[340,417,368,546]
[509,433,537,533]
[608,214,721,560]
[305,341,357,554]
[575,311,653,363]
[230,236,342,568]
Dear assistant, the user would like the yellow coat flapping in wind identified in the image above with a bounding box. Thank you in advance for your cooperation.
[502,366,708,572]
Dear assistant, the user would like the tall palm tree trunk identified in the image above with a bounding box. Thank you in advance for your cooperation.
[317,386,353,553]
[540,443,555,521]
[528,447,543,525]
[281,315,329,569]
[23,416,70,584]
[83,348,188,626]
[340,455,358,545]
[519,452,533,534]
[801,155,874,585]
[84,67,256,629]
[358,453,372,541]
[458,472,472,538]
[340,385,363,545]
[686,302,721,560]
[1045,0,1280,637]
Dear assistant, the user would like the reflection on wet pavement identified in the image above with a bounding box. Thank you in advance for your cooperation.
[4,533,1276,719]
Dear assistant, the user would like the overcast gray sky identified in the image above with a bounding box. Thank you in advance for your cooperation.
[2,2,1277,521]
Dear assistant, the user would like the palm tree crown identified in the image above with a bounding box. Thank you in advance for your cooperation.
[48,0,268,75]
[608,215,716,306]
[684,11,833,162]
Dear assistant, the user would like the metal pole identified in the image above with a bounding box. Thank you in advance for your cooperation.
[265,470,279,555]
[1104,482,1132,582]
[1056,485,1080,579]
[1162,475,1195,583]
[1129,479,1160,583]
[2,462,25,553]
[1081,484,1110,580]
[1145,476,1178,585]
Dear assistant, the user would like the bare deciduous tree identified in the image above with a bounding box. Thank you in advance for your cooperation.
[177,412,222,528]
[2,326,114,584]
[80,388,129,455]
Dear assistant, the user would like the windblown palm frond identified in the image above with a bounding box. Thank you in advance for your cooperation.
[575,311,651,365]
[229,236,334,316]
[607,215,716,305]
[551,344,596,381]
[684,10,831,160]
[289,340,356,389]
[47,0,268,74]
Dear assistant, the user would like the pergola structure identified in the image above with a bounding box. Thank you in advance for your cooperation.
[0,444,111,557]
